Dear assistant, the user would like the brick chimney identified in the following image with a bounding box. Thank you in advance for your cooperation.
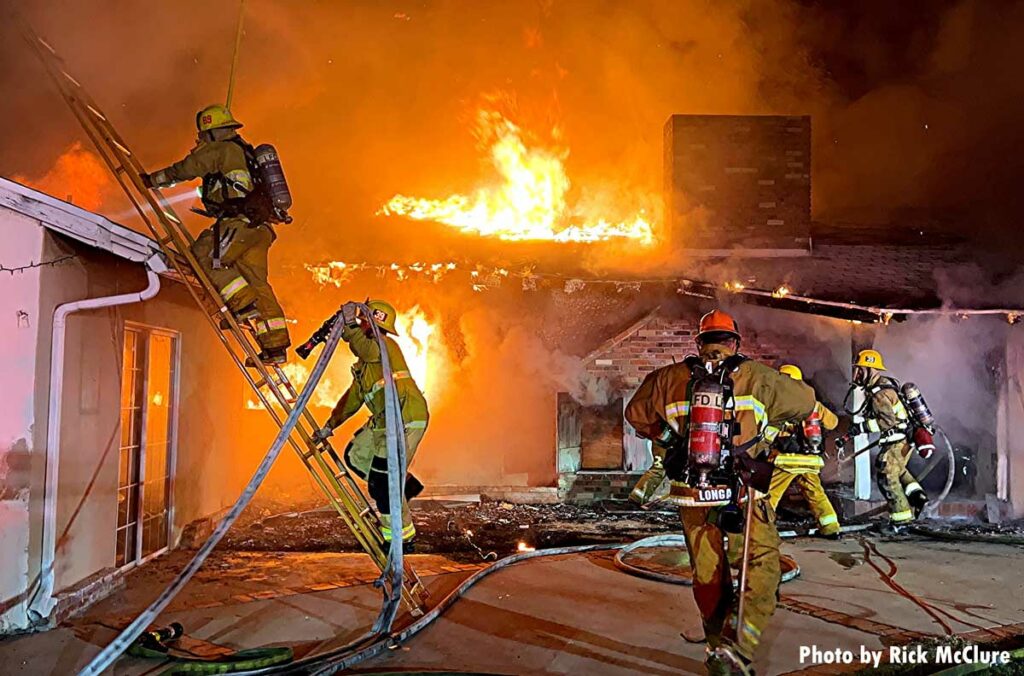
[664,114,811,250]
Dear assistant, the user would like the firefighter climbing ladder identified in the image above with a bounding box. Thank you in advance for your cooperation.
[23,28,429,614]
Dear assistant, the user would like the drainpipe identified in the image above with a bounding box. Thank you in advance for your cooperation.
[28,252,167,623]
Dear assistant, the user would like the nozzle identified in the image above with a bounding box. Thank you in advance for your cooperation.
[296,341,316,360]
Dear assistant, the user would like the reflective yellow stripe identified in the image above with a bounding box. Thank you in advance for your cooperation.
[381,523,417,541]
[867,419,881,433]
[891,510,914,523]
[819,513,839,526]
[224,169,253,194]
[665,401,689,421]
[763,425,781,442]
[405,420,427,430]
[774,454,824,471]
[892,400,908,420]
[221,276,248,301]
[905,482,923,496]
[256,317,288,335]
[734,395,766,425]
[366,371,413,402]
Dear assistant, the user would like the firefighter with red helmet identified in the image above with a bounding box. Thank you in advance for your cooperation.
[626,309,815,675]
[769,365,841,538]
[844,349,929,535]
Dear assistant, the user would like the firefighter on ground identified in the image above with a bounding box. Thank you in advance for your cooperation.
[311,300,429,543]
[625,310,815,675]
[841,349,929,534]
[770,365,841,538]
[142,104,291,365]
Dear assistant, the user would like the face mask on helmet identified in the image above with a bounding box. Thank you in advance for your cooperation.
[853,366,871,386]
[697,331,740,347]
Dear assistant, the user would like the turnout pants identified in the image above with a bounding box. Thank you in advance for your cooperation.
[680,497,781,661]
[191,217,290,351]
[876,441,923,524]
[768,469,840,535]
[345,423,426,541]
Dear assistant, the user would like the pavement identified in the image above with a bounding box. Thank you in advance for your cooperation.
[1,535,1022,675]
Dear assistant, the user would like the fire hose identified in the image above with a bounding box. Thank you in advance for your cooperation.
[78,303,409,675]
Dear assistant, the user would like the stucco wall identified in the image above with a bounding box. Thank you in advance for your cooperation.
[0,208,44,632]
[31,230,262,596]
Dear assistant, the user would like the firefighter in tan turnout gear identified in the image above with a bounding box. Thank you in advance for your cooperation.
[769,365,841,538]
[312,301,429,543]
[143,104,292,364]
[841,349,931,535]
[625,310,815,675]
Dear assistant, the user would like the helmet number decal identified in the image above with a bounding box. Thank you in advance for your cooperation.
[372,309,389,324]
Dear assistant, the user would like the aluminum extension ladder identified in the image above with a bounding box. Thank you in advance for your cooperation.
[24,28,429,614]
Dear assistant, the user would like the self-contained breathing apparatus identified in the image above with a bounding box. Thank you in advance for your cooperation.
[198,140,293,225]
[196,138,294,269]
[661,354,773,533]
[838,377,937,458]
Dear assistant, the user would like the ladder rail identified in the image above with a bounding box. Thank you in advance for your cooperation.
[24,27,428,610]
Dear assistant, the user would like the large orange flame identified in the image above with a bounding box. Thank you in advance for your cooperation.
[379,109,653,244]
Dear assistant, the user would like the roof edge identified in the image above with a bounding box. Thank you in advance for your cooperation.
[0,176,158,264]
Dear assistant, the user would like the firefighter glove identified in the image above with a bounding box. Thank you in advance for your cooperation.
[311,425,334,444]
[664,444,688,481]
[777,434,802,455]
[734,452,774,493]
[341,302,360,328]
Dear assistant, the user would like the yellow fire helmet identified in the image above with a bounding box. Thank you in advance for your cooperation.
[196,104,243,132]
[853,349,886,371]
[366,300,398,335]
[779,364,803,381]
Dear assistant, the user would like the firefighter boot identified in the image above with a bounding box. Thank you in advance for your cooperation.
[876,521,906,537]
[706,645,754,676]
[907,488,930,518]
[680,625,707,643]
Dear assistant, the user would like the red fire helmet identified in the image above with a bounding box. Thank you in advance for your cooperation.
[697,309,741,342]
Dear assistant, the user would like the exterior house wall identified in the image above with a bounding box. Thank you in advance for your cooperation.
[33,230,257,593]
[998,329,1024,517]
[0,209,45,632]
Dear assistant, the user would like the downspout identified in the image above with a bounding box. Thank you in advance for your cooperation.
[28,252,167,623]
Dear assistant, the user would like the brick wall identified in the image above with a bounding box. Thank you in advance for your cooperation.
[664,114,811,247]
[559,471,637,505]
[587,314,793,393]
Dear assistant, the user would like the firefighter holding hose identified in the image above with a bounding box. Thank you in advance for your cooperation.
[143,104,292,365]
[769,365,841,538]
[625,310,815,675]
[840,349,931,535]
[311,300,429,543]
